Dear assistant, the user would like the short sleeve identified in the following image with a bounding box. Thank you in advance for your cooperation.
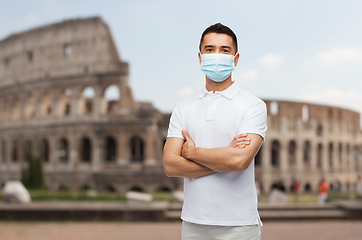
[167,103,185,139]
[238,100,267,140]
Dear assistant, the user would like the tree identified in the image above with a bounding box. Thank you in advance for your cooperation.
[21,152,45,190]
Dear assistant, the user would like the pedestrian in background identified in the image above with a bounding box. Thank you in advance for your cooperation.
[318,179,329,205]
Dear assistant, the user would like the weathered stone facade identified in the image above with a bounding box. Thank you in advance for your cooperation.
[0,17,180,193]
[257,100,362,193]
[0,17,361,194]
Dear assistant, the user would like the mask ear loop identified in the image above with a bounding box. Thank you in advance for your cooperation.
[233,52,239,67]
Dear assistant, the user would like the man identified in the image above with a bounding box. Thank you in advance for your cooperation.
[163,23,267,240]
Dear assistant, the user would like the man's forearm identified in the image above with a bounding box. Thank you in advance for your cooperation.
[163,153,216,178]
[181,133,263,173]
[185,146,247,173]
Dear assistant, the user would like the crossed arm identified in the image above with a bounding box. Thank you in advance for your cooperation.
[163,130,263,178]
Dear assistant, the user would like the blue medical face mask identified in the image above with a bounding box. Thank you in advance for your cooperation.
[200,53,236,82]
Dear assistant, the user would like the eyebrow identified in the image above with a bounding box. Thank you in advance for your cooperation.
[204,45,214,49]
[203,45,232,49]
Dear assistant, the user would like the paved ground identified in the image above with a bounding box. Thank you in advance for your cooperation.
[0,221,362,240]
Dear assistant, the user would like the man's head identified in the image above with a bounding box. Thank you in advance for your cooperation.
[199,23,238,55]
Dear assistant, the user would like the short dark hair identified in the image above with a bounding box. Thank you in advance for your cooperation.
[199,23,238,54]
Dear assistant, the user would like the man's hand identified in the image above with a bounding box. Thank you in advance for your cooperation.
[181,130,251,160]
[228,134,251,148]
[179,129,263,173]
[181,129,195,160]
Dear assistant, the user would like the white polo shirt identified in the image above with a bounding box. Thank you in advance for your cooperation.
[167,82,267,226]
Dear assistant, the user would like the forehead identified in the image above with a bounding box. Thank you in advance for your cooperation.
[202,33,234,48]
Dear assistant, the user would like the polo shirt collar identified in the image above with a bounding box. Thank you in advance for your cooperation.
[198,82,241,100]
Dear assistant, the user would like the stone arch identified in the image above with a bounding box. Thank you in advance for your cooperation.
[156,186,172,192]
[304,183,312,193]
[302,105,309,122]
[39,92,52,117]
[271,181,285,192]
[317,124,323,136]
[346,144,350,169]
[59,184,69,192]
[255,145,262,166]
[271,140,280,167]
[128,186,144,192]
[317,143,323,169]
[1,140,6,162]
[346,182,350,193]
[329,143,334,168]
[80,137,92,162]
[58,138,69,162]
[104,185,116,193]
[79,185,91,192]
[104,84,121,113]
[303,141,311,166]
[59,88,72,116]
[64,43,72,57]
[11,140,18,162]
[288,140,297,166]
[24,139,33,161]
[130,136,144,162]
[81,86,95,115]
[38,139,49,162]
[105,136,117,162]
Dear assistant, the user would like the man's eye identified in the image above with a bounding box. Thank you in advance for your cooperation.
[223,49,229,53]
[206,49,212,52]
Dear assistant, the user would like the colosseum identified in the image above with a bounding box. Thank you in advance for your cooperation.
[0,16,361,194]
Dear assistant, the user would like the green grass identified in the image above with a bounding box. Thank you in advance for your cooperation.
[29,190,127,201]
[1,190,360,203]
[0,189,174,202]
[259,192,361,204]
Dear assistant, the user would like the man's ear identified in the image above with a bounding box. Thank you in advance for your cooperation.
[198,52,202,64]
[234,52,240,67]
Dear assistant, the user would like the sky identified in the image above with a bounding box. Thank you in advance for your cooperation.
[1,0,362,123]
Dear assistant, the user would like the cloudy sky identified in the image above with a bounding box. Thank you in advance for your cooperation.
[1,0,362,124]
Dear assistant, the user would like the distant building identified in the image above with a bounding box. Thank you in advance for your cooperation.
[258,100,362,193]
[0,17,361,193]
[0,17,180,193]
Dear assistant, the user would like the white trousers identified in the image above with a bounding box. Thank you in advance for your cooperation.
[182,221,261,240]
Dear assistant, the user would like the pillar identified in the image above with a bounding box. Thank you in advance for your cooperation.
[92,135,104,171]
[33,92,41,119]
[71,87,81,117]
[333,141,339,173]
[51,89,61,118]
[322,141,329,174]
[93,85,104,117]
[145,125,157,166]
[117,131,128,165]
[68,134,79,170]
[48,136,58,171]
[309,140,317,173]
[279,140,288,178]
[295,139,304,174]
[261,139,272,192]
